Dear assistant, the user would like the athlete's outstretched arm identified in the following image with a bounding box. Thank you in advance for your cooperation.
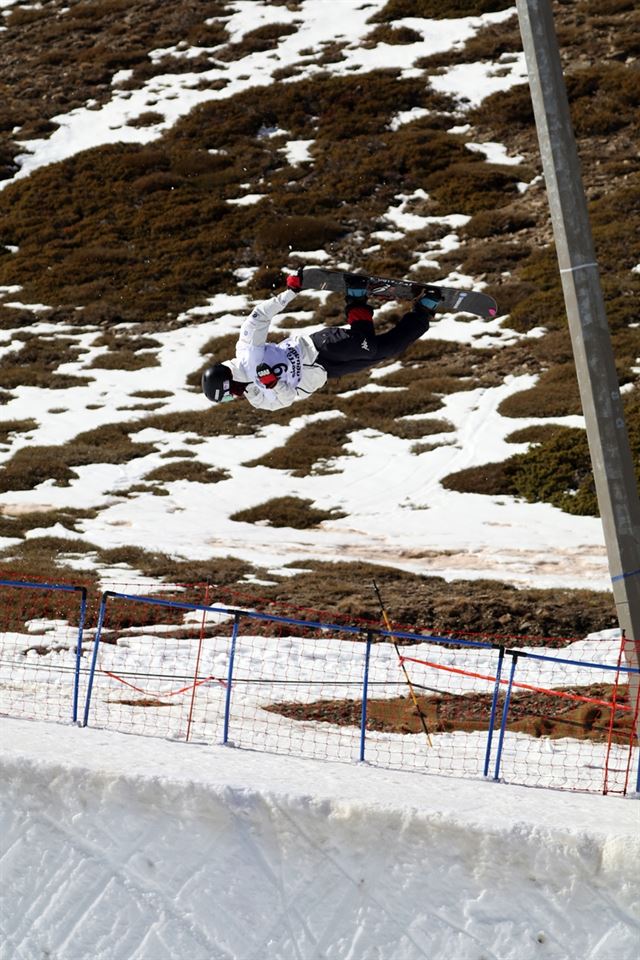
[235,288,298,374]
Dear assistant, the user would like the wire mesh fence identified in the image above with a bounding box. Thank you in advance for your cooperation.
[80,583,227,741]
[0,579,86,724]
[1,578,638,797]
[399,637,640,794]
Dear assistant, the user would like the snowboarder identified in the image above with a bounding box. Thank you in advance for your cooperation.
[201,271,439,411]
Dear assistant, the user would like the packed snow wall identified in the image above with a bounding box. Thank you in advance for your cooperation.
[1,720,638,960]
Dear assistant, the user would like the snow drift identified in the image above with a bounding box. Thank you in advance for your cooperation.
[1,719,638,960]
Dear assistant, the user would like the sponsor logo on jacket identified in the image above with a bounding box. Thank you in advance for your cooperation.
[286,345,301,380]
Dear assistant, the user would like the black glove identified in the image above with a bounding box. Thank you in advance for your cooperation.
[256,363,279,389]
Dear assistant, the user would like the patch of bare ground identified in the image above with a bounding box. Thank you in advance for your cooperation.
[265,683,634,745]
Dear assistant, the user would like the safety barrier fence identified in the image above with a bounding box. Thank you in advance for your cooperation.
[0,578,87,724]
[1,579,639,796]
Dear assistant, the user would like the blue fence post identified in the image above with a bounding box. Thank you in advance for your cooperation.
[82,591,110,727]
[483,646,505,777]
[493,653,519,782]
[72,587,87,724]
[223,612,241,745]
[359,632,373,763]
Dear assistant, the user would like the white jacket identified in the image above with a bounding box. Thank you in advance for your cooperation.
[226,289,328,410]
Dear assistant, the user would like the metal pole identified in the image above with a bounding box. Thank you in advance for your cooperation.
[72,587,88,725]
[483,646,505,777]
[82,591,109,727]
[359,632,373,763]
[493,654,519,782]
[516,0,640,709]
[185,582,210,743]
[222,612,240,745]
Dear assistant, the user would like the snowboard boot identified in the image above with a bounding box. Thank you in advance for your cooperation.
[343,274,373,324]
[344,272,369,300]
[414,285,442,319]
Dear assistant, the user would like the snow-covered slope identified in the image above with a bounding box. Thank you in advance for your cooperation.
[1,719,638,960]
[0,0,610,591]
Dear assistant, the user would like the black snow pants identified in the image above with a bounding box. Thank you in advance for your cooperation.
[310,310,429,379]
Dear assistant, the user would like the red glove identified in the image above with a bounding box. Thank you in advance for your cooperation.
[286,271,302,291]
[256,363,279,389]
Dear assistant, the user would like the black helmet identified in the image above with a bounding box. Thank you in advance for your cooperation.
[202,363,234,403]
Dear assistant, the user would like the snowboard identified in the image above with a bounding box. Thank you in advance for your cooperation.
[300,267,498,320]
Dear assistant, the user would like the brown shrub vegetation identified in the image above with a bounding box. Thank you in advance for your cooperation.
[463,206,536,239]
[566,63,640,137]
[444,393,639,518]
[0,336,89,389]
[0,71,462,323]
[364,24,424,46]
[369,0,513,21]
[231,496,346,529]
[0,424,157,493]
[95,546,256,586]
[504,424,565,445]
[442,460,514,497]
[245,415,354,475]
[215,22,298,61]
[0,419,38,441]
[0,507,98,540]
[498,364,582,418]
[0,1,229,167]
[144,460,229,484]
[248,560,616,639]
[424,161,524,215]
